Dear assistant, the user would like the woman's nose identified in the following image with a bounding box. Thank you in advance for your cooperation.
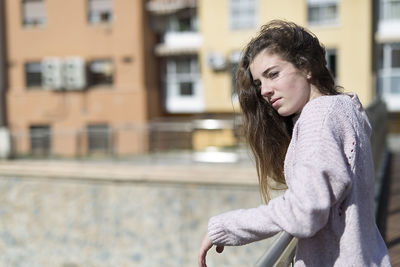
[260,83,273,98]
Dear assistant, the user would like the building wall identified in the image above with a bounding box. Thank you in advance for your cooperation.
[199,0,374,113]
[5,0,155,156]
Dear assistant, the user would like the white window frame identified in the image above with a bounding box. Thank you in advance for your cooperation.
[307,0,339,26]
[165,56,204,113]
[230,0,257,30]
[378,43,400,111]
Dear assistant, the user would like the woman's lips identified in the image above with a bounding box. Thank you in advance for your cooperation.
[271,97,281,108]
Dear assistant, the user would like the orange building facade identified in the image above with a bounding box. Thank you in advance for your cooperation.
[4,0,161,157]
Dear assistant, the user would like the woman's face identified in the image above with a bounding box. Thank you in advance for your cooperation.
[249,49,321,116]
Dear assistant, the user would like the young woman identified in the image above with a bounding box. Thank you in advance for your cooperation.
[198,20,391,267]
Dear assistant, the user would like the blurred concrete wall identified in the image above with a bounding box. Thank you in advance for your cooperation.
[0,175,273,267]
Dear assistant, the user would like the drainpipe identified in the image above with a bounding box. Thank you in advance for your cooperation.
[0,0,11,159]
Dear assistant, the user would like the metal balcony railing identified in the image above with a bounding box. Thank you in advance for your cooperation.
[146,0,197,15]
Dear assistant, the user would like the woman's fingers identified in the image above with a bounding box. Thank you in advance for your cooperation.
[198,234,225,266]
[198,234,213,267]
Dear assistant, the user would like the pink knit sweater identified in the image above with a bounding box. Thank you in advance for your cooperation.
[208,94,391,266]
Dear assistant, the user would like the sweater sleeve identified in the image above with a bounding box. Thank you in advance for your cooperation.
[208,104,353,246]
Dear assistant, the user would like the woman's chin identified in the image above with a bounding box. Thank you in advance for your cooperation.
[277,109,290,117]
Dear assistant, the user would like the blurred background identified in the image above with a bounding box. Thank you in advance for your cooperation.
[0,0,399,266]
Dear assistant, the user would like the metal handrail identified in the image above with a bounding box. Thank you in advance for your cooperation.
[255,232,296,267]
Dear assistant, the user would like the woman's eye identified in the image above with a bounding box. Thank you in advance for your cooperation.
[268,72,279,79]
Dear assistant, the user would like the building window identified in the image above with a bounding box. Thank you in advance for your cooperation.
[176,17,194,32]
[179,82,194,96]
[381,43,400,69]
[22,0,46,27]
[230,64,238,96]
[307,0,339,26]
[230,0,257,30]
[326,49,337,80]
[30,125,51,156]
[167,57,198,97]
[175,61,194,96]
[379,43,400,94]
[88,0,113,24]
[229,51,241,96]
[380,0,400,21]
[167,15,198,32]
[378,43,400,110]
[87,124,110,154]
[88,59,114,87]
[165,56,203,113]
[25,62,42,88]
[392,46,400,68]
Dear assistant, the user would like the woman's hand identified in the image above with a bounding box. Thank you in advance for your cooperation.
[198,233,224,267]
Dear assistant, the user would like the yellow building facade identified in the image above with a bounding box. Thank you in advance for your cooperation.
[199,0,374,112]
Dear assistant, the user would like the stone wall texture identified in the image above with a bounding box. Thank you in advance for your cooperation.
[0,175,275,267]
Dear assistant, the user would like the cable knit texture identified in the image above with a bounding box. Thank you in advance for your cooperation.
[208,94,391,266]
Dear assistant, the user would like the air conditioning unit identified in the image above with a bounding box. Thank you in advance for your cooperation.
[42,57,63,90]
[207,52,226,71]
[63,57,86,90]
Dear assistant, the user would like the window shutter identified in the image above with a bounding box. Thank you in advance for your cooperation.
[23,0,46,22]
[89,0,112,14]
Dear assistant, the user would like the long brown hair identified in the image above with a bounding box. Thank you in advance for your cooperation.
[236,20,340,203]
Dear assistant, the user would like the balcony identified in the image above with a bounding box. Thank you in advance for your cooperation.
[377,0,400,41]
[147,0,196,15]
[155,31,202,56]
